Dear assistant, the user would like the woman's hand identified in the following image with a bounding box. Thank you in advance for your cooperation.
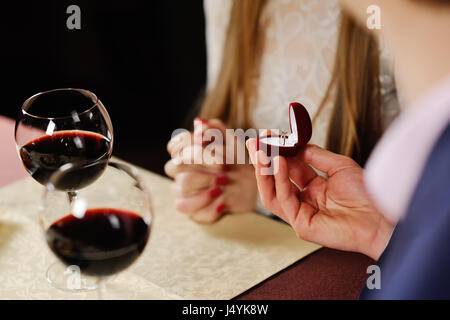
[164,118,258,223]
[246,140,394,260]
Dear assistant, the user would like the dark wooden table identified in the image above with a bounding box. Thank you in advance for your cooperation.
[237,248,374,299]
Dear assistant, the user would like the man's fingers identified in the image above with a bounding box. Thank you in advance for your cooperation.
[273,156,301,225]
[274,155,319,240]
[246,138,271,168]
[291,201,317,241]
[297,177,327,210]
[246,138,257,166]
[286,157,318,189]
[298,144,359,176]
[253,150,286,217]
[246,139,283,215]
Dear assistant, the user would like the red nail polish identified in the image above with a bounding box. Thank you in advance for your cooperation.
[216,176,229,186]
[216,203,226,214]
[194,117,208,125]
[209,187,222,199]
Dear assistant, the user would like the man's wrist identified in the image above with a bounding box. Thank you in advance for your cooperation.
[368,218,395,261]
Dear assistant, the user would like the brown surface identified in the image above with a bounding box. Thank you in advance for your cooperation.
[237,248,374,300]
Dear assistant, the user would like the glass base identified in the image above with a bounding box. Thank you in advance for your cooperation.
[45,261,98,292]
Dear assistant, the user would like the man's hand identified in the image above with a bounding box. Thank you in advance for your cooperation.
[246,139,394,260]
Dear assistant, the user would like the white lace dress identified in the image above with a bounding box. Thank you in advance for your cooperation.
[204,0,400,148]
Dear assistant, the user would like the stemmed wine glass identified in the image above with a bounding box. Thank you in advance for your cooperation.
[40,160,153,297]
[15,88,114,201]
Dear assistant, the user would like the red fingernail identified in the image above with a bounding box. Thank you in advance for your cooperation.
[216,176,229,186]
[209,187,222,199]
[216,203,226,214]
[194,117,208,126]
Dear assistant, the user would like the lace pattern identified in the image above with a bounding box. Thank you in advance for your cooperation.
[204,0,400,147]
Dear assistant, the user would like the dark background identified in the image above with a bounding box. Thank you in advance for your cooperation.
[1,0,207,175]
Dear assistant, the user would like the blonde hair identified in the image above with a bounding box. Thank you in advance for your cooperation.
[199,0,382,165]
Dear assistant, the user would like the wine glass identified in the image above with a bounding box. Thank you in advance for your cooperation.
[40,160,153,297]
[15,88,114,201]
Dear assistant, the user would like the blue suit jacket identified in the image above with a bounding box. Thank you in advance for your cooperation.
[360,122,450,299]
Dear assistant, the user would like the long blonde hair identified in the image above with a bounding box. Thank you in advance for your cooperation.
[199,0,382,165]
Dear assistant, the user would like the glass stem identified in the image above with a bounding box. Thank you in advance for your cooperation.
[96,277,107,300]
[67,191,78,203]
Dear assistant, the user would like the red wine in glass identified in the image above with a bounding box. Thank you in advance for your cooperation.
[46,208,150,276]
[15,88,114,196]
[41,160,152,294]
[20,130,111,191]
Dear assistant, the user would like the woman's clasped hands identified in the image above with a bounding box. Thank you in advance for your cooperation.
[165,118,258,223]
